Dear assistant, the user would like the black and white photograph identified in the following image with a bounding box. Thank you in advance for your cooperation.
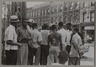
[1,1,95,65]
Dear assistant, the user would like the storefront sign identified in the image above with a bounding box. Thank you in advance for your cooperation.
[84,26,94,30]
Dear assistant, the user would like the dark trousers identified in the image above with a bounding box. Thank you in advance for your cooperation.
[68,57,80,65]
[66,45,71,54]
[6,50,17,65]
[28,47,40,65]
[28,45,33,65]
[40,45,49,65]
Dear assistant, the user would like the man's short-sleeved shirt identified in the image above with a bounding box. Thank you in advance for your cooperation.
[17,26,31,43]
[48,32,61,46]
[70,33,82,57]
[57,28,67,46]
[30,29,42,48]
[66,30,72,45]
[5,25,18,50]
[41,30,50,45]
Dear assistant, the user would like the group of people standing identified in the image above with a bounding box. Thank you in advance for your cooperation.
[4,15,83,65]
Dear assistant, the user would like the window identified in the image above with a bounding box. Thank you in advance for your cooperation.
[83,13,86,22]
[84,2,89,7]
[47,8,50,14]
[54,6,57,12]
[42,10,43,16]
[90,12,94,22]
[70,15,73,23]
[51,17,53,23]
[57,6,59,12]
[91,2,94,6]
[51,7,54,13]
[60,5,63,12]
[43,10,45,15]
[45,9,46,16]
[33,12,34,17]
[83,12,89,22]
[76,2,80,9]
[38,10,40,16]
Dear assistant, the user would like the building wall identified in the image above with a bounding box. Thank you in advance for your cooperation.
[80,2,95,42]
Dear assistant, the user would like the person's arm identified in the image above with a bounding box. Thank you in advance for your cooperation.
[37,32,42,45]
[7,29,22,47]
[59,34,62,50]
[72,35,80,51]
[47,35,50,48]
[6,40,22,47]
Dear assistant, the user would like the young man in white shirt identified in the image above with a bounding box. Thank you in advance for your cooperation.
[69,27,82,65]
[40,24,50,65]
[30,23,42,65]
[57,22,67,50]
[4,15,21,65]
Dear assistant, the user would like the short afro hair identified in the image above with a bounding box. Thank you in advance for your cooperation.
[51,24,57,30]
[66,23,72,26]
[73,27,79,32]
[58,22,63,27]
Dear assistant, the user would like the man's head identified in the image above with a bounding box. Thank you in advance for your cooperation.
[27,19,34,27]
[72,27,79,34]
[42,24,48,30]
[51,24,57,31]
[32,23,38,29]
[58,22,63,29]
[10,15,19,28]
[22,20,28,29]
[66,23,72,30]
[58,50,68,64]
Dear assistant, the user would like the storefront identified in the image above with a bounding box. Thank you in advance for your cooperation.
[80,22,94,43]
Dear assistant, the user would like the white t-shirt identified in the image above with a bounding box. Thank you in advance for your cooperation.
[66,30,72,45]
[41,30,50,45]
[57,28,67,46]
[5,25,18,50]
[70,33,82,57]
[30,29,42,48]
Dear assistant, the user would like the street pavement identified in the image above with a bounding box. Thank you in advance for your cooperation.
[80,42,94,65]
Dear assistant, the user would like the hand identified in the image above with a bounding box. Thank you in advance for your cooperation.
[17,43,22,47]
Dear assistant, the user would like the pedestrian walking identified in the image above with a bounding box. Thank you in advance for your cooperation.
[47,25,62,65]
[68,27,82,65]
[40,24,50,65]
[4,15,22,65]
[16,20,32,65]
[57,22,67,50]
[29,23,42,65]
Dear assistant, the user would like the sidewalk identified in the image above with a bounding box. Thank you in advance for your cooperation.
[80,44,94,65]
[84,42,94,47]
